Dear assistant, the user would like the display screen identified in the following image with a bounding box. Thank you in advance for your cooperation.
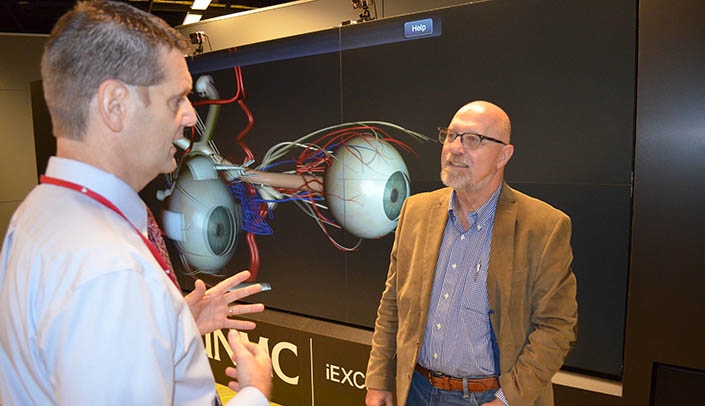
[140,0,635,377]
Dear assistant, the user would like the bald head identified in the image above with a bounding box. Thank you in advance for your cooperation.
[441,100,514,208]
[450,100,511,144]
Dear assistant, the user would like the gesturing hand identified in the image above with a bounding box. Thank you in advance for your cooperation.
[225,329,272,399]
[184,270,265,335]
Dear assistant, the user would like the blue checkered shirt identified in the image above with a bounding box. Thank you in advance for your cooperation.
[417,185,509,404]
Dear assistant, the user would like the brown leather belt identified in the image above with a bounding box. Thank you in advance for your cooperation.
[415,364,499,392]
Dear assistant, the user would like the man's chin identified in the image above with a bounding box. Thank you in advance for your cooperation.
[160,159,178,175]
[442,175,476,193]
[441,171,463,189]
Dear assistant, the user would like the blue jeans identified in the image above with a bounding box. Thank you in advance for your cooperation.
[406,369,498,406]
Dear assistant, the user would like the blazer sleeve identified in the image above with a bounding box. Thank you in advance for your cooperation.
[500,211,578,405]
[364,200,406,392]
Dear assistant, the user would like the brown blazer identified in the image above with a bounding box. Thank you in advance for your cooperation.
[365,183,578,405]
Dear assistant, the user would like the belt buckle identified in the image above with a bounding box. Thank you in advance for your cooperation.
[428,371,453,391]
[429,370,444,378]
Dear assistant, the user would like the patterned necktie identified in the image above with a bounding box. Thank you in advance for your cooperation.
[145,206,181,291]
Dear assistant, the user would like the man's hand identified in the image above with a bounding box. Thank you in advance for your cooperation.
[225,329,272,399]
[366,388,393,406]
[184,270,265,335]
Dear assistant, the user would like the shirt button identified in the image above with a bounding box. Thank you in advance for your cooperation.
[477,224,482,231]
[461,235,465,240]
[444,293,449,299]
[433,353,438,359]
[436,323,442,330]
[451,263,457,269]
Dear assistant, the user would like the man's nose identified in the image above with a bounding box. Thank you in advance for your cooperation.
[182,103,197,127]
[447,135,466,151]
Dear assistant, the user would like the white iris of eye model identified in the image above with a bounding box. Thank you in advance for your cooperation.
[325,136,411,239]
[161,156,243,273]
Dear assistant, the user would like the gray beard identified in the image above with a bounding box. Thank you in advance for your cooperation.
[441,168,495,195]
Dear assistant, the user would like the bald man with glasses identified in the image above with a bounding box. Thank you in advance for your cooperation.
[365,101,578,406]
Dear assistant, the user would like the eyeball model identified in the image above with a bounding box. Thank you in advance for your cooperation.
[161,156,243,273]
[324,136,410,239]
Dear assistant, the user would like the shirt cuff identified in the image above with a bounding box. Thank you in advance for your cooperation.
[224,386,269,406]
[495,388,509,406]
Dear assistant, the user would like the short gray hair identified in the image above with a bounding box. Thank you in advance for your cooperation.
[41,0,190,139]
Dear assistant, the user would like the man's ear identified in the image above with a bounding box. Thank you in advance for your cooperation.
[97,79,128,132]
[497,144,514,168]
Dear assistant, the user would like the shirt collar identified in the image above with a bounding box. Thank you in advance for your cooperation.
[44,156,148,232]
[448,184,502,229]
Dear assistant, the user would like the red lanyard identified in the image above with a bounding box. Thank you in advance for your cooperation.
[40,175,170,272]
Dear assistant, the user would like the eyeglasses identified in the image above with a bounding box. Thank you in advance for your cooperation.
[437,127,507,150]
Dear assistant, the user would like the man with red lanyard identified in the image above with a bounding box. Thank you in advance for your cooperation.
[0,1,270,405]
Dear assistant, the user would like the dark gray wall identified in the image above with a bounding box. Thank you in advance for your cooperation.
[623,0,705,404]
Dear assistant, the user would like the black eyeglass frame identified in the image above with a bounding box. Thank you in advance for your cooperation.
[437,126,508,149]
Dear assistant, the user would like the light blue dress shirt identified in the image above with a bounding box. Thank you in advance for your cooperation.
[0,157,217,405]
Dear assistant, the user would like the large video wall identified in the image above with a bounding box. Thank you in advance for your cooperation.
[142,0,635,377]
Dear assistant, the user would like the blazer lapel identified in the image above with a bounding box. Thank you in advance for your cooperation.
[419,188,451,322]
[488,184,517,348]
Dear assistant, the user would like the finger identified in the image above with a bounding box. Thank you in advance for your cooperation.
[222,319,258,331]
[224,366,238,379]
[227,303,264,316]
[225,283,264,303]
[194,279,206,294]
[218,270,252,292]
[205,271,249,296]
[227,329,246,358]
[244,340,267,358]
[184,279,207,306]
[228,381,241,392]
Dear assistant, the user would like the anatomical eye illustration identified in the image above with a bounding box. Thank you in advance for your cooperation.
[161,155,242,274]
[324,135,411,240]
[155,68,431,280]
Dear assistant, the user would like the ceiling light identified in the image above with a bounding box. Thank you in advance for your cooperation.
[191,0,212,10]
[183,12,203,25]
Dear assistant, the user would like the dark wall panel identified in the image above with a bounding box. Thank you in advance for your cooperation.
[623,0,705,403]
[650,364,705,405]
[148,0,635,377]
[339,0,635,376]
[554,384,621,406]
